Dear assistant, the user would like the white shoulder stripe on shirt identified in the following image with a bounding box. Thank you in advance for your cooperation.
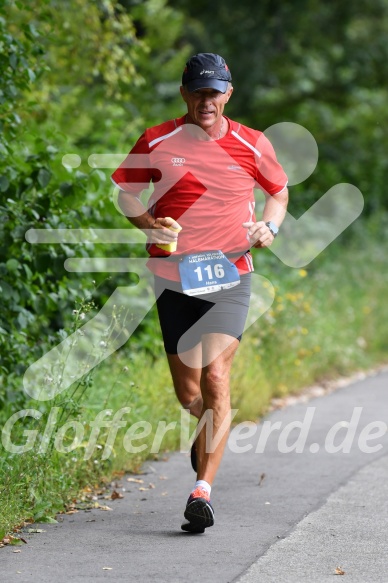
[231,130,262,158]
[149,126,183,148]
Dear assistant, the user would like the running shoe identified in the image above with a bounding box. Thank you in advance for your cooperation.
[190,439,197,473]
[181,521,205,534]
[181,486,214,532]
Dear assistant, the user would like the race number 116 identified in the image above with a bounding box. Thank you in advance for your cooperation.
[193,264,225,282]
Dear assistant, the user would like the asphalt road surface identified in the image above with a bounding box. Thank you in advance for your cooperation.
[2,369,388,582]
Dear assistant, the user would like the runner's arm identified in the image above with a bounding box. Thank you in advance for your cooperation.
[243,187,289,248]
[262,187,289,227]
[117,190,181,245]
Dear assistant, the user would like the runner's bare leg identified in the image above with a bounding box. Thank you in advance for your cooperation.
[167,347,203,418]
[168,333,239,485]
[196,333,239,485]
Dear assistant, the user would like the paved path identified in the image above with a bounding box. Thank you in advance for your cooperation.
[1,370,387,582]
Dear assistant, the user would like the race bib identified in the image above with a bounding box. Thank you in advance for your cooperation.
[178,250,241,296]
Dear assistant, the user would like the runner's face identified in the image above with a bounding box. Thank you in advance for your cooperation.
[180,86,233,132]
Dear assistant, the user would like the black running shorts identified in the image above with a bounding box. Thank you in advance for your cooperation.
[154,274,251,354]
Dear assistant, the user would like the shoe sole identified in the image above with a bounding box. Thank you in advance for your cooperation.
[184,497,214,529]
[181,521,205,534]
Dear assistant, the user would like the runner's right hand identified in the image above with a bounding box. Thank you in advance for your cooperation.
[147,217,182,244]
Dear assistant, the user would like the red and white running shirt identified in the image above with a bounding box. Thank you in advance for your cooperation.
[111,115,288,281]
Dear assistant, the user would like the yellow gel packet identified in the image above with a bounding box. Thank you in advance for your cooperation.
[155,217,182,252]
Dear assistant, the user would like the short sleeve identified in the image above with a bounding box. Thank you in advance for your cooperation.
[111,133,158,194]
[253,133,288,195]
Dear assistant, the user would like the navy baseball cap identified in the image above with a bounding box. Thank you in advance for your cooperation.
[182,53,232,93]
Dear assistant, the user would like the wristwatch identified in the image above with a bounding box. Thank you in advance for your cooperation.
[265,221,279,237]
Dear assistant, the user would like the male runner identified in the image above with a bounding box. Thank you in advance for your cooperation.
[111,53,288,533]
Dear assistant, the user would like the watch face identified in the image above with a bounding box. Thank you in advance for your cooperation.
[267,221,279,234]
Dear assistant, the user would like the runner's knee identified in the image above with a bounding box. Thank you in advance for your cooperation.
[202,364,229,386]
[201,367,231,403]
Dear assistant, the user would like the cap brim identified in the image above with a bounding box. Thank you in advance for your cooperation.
[186,78,229,93]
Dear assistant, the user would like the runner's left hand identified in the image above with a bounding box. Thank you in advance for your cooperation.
[242,221,274,248]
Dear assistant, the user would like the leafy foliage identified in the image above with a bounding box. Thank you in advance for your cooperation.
[0,0,186,413]
[8,0,190,150]
[0,10,93,410]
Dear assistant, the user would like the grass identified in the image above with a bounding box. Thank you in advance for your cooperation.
[0,232,387,536]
